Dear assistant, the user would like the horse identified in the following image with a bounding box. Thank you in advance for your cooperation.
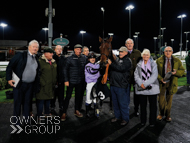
[91,36,117,114]
[99,36,116,84]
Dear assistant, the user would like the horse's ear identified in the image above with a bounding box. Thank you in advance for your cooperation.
[108,36,113,42]
[99,37,103,43]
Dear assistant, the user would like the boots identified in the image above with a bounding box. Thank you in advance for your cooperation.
[86,105,91,118]
[94,104,100,119]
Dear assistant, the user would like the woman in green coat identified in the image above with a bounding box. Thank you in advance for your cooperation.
[36,48,57,117]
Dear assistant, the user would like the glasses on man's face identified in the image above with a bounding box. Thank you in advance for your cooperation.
[165,50,172,52]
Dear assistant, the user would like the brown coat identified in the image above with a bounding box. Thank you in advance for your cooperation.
[128,49,141,84]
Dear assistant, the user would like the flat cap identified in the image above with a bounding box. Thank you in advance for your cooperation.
[44,48,54,53]
[74,44,82,49]
[119,46,128,52]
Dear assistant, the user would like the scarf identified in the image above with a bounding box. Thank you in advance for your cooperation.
[141,59,152,89]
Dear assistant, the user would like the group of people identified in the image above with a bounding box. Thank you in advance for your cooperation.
[108,39,185,127]
[6,38,186,127]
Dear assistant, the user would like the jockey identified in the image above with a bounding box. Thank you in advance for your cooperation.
[85,52,100,118]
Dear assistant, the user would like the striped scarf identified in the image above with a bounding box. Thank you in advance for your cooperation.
[141,59,152,89]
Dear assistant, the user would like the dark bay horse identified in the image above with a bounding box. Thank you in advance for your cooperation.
[99,36,116,84]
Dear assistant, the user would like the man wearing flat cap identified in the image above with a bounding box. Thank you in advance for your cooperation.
[61,44,87,121]
[108,46,132,126]
[36,48,57,119]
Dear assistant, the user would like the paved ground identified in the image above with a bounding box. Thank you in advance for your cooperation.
[0,86,190,143]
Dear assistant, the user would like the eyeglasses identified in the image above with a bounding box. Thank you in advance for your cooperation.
[165,50,172,52]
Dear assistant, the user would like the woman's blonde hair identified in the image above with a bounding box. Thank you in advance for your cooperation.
[141,49,150,57]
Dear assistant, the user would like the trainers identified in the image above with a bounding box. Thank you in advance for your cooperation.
[74,110,83,118]
[121,120,129,126]
[111,118,119,123]
[61,113,66,121]
[157,115,163,121]
[166,117,172,122]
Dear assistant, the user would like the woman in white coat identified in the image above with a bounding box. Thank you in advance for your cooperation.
[134,49,160,127]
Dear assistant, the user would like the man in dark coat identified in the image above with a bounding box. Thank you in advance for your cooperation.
[6,40,40,124]
[61,44,87,121]
[125,38,141,116]
[108,46,132,126]
[50,45,66,113]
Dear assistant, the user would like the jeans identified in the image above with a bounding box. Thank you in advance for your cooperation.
[110,86,129,122]
[37,99,50,116]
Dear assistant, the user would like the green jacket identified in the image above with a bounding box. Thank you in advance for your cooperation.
[128,49,141,84]
[156,55,185,95]
[185,51,190,71]
[36,54,57,100]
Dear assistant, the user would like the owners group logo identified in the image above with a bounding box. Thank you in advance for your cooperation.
[10,116,60,134]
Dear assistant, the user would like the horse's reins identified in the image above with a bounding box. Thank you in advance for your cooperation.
[100,41,112,84]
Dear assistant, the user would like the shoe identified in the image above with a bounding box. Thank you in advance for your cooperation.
[74,110,83,118]
[45,113,54,118]
[121,120,129,126]
[61,113,66,121]
[166,117,172,122]
[111,118,119,123]
[30,112,34,117]
[149,124,155,127]
[95,109,100,119]
[157,115,163,121]
[86,105,91,118]
[135,111,139,117]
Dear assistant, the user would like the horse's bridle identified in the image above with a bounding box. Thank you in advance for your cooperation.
[100,41,112,61]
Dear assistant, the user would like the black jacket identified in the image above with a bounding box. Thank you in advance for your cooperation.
[53,54,66,84]
[109,55,132,88]
[64,54,87,84]
[6,51,40,92]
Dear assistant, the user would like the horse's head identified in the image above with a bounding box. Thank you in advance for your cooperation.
[99,36,113,65]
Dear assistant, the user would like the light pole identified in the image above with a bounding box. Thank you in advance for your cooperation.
[101,7,105,40]
[158,35,163,55]
[153,37,157,55]
[184,31,190,54]
[186,40,189,54]
[177,14,186,59]
[42,27,49,43]
[158,0,162,56]
[80,30,86,46]
[135,32,140,50]
[171,39,174,48]
[133,35,137,49]
[125,5,134,38]
[108,33,114,37]
[0,23,8,40]
[160,27,166,46]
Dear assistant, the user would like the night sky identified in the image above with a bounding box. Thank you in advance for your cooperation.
[0,0,190,53]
